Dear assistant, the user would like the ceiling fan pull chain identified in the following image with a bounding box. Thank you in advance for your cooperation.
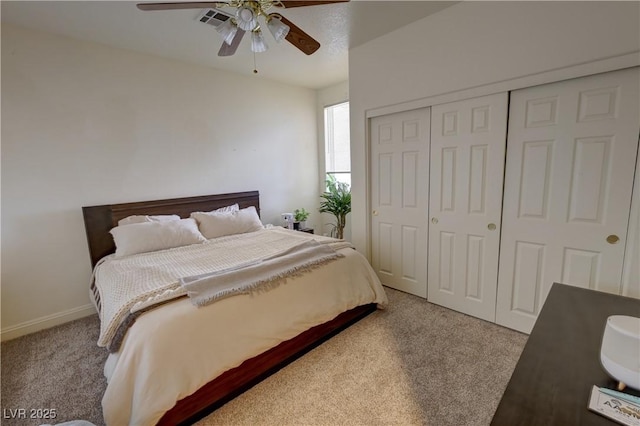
[253,51,258,74]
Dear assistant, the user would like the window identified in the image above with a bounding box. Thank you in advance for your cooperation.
[324,102,350,188]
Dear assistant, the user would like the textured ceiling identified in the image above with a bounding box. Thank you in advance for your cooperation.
[1,1,456,89]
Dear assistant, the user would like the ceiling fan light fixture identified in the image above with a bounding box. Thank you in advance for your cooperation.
[137,0,331,57]
[216,19,238,45]
[267,16,290,43]
[251,30,268,53]
[236,5,257,31]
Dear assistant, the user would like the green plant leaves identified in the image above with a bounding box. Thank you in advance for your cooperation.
[319,175,351,238]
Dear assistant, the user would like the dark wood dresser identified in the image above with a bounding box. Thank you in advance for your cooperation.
[492,283,640,426]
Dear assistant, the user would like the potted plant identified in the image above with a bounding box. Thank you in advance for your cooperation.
[319,175,351,239]
[294,208,310,230]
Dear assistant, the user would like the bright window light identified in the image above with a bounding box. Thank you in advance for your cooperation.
[324,101,350,189]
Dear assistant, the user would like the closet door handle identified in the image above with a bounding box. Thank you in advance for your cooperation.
[607,235,619,244]
[431,217,438,224]
[488,223,496,231]
[372,210,378,216]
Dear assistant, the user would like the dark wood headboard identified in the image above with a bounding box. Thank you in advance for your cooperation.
[82,191,260,268]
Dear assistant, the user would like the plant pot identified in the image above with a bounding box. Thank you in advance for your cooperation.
[299,221,306,229]
[293,221,300,230]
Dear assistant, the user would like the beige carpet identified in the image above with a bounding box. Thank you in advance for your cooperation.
[1,288,527,425]
[197,288,528,426]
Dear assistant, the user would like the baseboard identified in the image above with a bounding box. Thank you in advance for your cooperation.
[1,303,97,342]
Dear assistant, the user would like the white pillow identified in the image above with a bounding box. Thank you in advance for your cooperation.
[191,206,263,239]
[190,203,239,216]
[110,218,206,257]
[117,214,181,226]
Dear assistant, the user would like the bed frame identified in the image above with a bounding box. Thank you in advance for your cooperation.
[82,191,376,425]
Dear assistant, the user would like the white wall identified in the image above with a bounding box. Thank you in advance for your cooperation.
[349,1,640,256]
[1,25,319,338]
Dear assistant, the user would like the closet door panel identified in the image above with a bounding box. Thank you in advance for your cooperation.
[370,108,430,297]
[428,92,508,321]
[497,67,640,333]
[622,149,640,299]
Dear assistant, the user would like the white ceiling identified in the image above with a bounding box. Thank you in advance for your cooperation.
[1,1,456,89]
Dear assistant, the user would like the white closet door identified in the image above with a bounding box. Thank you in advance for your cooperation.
[428,93,508,321]
[622,146,640,299]
[497,67,640,333]
[370,107,430,297]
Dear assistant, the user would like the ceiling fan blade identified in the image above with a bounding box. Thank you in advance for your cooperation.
[278,0,349,8]
[137,2,226,11]
[218,29,246,56]
[279,16,320,55]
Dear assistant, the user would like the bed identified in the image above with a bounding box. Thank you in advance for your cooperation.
[82,191,387,425]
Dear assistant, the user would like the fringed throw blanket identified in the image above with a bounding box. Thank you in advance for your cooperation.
[92,228,350,352]
[180,240,342,306]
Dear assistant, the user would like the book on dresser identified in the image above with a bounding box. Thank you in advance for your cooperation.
[588,385,640,426]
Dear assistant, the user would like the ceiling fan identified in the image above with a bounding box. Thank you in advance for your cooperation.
[137,1,349,57]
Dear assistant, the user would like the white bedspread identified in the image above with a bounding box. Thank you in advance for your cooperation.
[94,228,352,351]
[101,234,387,426]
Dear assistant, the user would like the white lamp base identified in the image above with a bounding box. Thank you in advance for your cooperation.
[600,315,640,391]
